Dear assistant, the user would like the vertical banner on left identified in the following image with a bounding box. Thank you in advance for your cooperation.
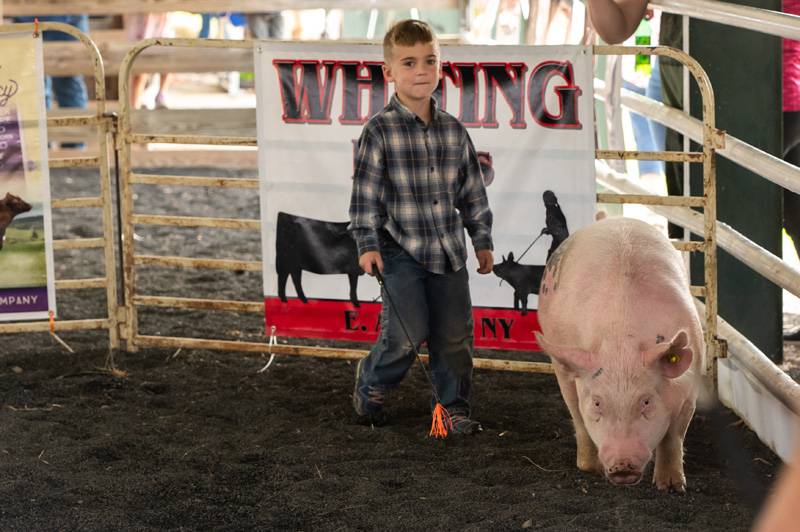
[0,32,56,321]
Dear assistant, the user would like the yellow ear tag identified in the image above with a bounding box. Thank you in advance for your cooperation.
[667,353,681,364]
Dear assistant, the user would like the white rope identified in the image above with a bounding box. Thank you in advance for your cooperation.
[257,325,277,373]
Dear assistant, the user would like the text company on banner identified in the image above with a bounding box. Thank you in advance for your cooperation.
[255,43,595,351]
[0,32,56,322]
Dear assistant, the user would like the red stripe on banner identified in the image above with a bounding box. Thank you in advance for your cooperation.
[265,297,542,351]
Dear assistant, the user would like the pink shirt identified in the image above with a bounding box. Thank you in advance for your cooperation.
[784,0,800,111]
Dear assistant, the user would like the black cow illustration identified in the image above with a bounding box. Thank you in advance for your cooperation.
[275,211,363,306]
[492,252,545,315]
[541,190,569,261]
[0,192,31,251]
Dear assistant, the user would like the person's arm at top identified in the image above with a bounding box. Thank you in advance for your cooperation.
[348,125,386,275]
[587,0,649,44]
[456,132,494,274]
[753,444,800,532]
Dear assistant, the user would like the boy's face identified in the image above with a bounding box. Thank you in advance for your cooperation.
[383,41,441,105]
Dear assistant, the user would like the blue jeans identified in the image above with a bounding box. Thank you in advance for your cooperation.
[623,80,664,176]
[15,15,89,111]
[44,75,87,110]
[198,13,225,38]
[355,243,475,415]
[646,57,666,159]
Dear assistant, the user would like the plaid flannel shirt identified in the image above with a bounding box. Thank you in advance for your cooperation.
[348,95,493,274]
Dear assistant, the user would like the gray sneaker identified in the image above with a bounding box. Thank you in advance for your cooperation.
[352,358,389,426]
[449,413,483,435]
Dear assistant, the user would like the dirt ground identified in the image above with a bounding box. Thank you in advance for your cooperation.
[0,167,787,530]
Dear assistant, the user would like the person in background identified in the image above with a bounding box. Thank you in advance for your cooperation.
[586,0,687,236]
[752,443,800,531]
[585,0,647,44]
[198,13,221,39]
[124,13,172,109]
[781,0,800,260]
[622,11,665,181]
[779,0,800,341]
[247,11,284,39]
[14,15,89,149]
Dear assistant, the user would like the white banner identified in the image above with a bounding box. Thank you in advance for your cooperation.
[0,31,56,322]
[256,42,595,349]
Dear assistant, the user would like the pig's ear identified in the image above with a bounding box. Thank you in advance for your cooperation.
[508,252,514,262]
[535,332,596,377]
[643,330,693,379]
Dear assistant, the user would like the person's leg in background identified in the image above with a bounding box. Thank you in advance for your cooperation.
[123,14,150,109]
[40,15,89,149]
[42,14,89,111]
[198,13,213,38]
[782,111,800,259]
[50,75,88,110]
[154,74,172,109]
[622,80,662,178]
[42,76,53,110]
[50,75,88,149]
[125,13,171,109]
[659,14,684,239]
[646,56,667,160]
[148,13,171,109]
[779,113,800,341]
[247,12,284,39]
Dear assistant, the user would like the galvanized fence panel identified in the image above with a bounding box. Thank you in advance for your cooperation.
[114,38,722,378]
[0,22,120,358]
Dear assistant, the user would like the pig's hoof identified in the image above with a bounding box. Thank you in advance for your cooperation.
[653,469,686,494]
[577,454,602,474]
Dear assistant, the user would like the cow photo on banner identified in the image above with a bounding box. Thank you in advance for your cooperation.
[0,31,56,322]
[255,42,595,350]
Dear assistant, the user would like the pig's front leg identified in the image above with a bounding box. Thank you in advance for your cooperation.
[653,399,695,493]
[554,368,601,473]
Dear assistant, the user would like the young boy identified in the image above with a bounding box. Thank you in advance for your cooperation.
[348,19,494,434]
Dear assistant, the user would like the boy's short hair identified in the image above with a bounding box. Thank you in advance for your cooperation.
[383,19,439,61]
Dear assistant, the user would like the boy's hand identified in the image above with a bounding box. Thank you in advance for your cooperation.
[476,249,493,274]
[359,251,384,276]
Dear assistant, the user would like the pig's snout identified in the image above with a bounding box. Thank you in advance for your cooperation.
[600,440,650,486]
[606,462,644,486]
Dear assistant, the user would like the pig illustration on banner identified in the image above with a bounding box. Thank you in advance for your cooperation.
[536,218,704,493]
[492,252,544,315]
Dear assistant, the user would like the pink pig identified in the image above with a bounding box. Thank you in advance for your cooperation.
[535,217,704,492]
